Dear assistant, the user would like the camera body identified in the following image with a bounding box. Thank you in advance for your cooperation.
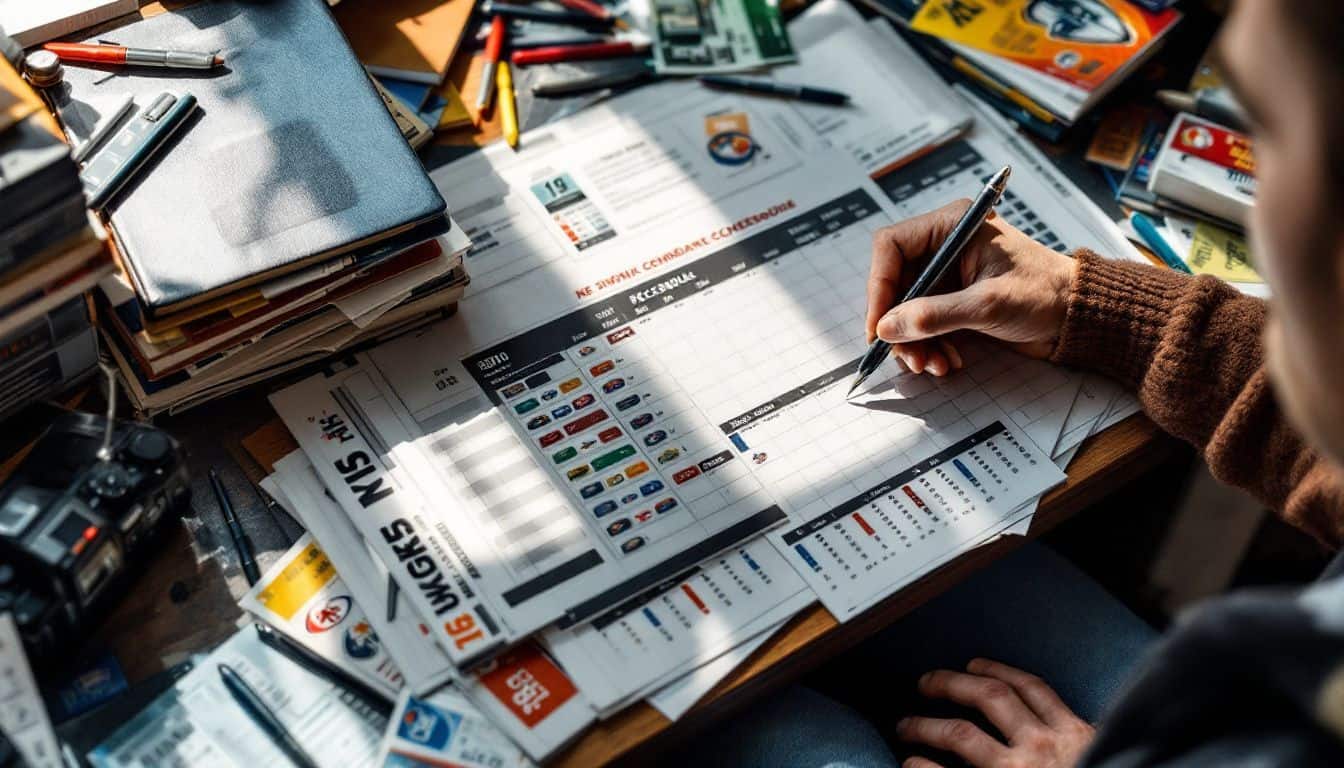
[0,411,189,658]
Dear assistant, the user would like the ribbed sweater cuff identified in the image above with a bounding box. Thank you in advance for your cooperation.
[1050,249,1191,387]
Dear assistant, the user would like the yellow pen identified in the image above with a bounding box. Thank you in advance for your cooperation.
[497,61,519,149]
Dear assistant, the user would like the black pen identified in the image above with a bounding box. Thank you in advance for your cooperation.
[532,63,657,97]
[482,2,615,29]
[210,468,260,585]
[253,623,393,713]
[699,75,850,106]
[218,663,320,768]
[847,166,1011,396]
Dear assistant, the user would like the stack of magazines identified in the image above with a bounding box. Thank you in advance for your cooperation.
[56,0,474,415]
[0,55,107,421]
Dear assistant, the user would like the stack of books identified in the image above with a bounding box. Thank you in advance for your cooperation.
[52,0,473,416]
[862,0,1180,139]
[0,56,107,421]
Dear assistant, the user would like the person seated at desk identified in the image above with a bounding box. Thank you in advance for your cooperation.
[688,1,1344,766]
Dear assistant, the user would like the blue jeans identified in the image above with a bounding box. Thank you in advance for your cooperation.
[683,542,1158,768]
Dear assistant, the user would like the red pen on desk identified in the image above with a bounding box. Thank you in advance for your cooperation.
[552,0,629,30]
[475,16,508,120]
[44,41,223,69]
[512,40,649,66]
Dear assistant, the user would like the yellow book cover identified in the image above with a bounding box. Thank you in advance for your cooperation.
[910,0,1180,92]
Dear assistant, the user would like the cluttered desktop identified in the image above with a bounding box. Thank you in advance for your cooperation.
[0,0,1258,765]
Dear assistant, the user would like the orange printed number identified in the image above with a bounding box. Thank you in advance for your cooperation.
[445,613,485,650]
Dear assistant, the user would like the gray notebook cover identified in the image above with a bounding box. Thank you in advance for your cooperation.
[61,0,447,313]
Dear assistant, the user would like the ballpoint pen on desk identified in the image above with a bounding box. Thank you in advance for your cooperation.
[497,60,520,149]
[252,624,393,715]
[482,2,616,30]
[44,42,223,70]
[512,40,650,66]
[475,16,507,120]
[847,166,1011,397]
[698,75,850,106]
[209,468,261,585]
[217,664,320,768]
[551,0,629,30]
[1129,212,1194,275]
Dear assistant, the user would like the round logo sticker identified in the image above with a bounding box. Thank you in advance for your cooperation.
[305,595,352,634]
[707,131,758,166]
[344,621,380,659]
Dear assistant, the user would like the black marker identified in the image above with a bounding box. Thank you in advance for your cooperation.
[210,468,260,585]
[218,663,320,768]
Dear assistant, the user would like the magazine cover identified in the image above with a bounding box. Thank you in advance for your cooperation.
[909,0,1179,91]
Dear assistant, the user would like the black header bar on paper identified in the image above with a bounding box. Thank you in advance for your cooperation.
[874,140,984,205]
[780,421,1007,545]
[719,356,860,434]
[557,504,787,629]
[463,188,883,401]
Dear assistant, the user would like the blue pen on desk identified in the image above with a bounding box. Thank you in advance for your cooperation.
[1129,212,1193,274]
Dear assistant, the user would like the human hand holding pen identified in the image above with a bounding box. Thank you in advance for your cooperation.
[865,199,1078,376]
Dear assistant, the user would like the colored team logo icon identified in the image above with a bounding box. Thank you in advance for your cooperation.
[624,461,649,480]
[540,389,559,401]
[655,497,678,514]
[552,446,578,464]
[567,465,591,481]
[558,377,583,394]
[1024,0,1131,44]
[593,500,618,518]
[656,447,681,465]
[620,492,640,505]
[635,509,654,524]
[578,345,597,357]
[1180,124,1214,150]
[602,377,626,394]
[514,398,540,414]
[639,479,664,497]
[539,430,563,447]
[398,698,457,749]
[707,131,758,166]
[590,360,615,376]
[704,111,759,167]
[606,327,635,344]
[615,394,640,411]
[604,473,624,488]
[606,518,631,537]
[621,536,646,554]
[305,595,352,634]
[344,621,380,659]
[580,481,604,499]
[551,404,573,419]
[573,393,596,410]
[580,438,598,451]
[597,426,622,443]
[526,414,551,430]
[630,413,654,430]
[642,429,668,447]
[500,382,526,399]
[752,452,768,464]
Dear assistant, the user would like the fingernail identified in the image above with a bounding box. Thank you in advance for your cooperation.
[897,718,911,732]
[927,358,946,376]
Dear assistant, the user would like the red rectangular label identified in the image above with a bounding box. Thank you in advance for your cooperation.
[476,642,579,729]
[538,431,563,448]
[563,409,609,435]
[589,360,615,377]
[902,485,926,509]
[673,466,701,484]
[597,426,622,443]
[852,512,875,536]
[681,584,710,614]
[1170,117,1255,175]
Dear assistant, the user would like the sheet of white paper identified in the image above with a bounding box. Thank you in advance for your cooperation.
[87,628,385,768]
[647,618,788,721]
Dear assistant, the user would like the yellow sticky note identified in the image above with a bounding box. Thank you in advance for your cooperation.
[255,541,337,620]
[437,81,474,131]
[1186,222,1261,283]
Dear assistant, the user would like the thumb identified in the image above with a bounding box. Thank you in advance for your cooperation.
[876,288,988,343]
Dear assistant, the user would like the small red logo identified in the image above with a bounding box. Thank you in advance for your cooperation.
[305,595,352,633]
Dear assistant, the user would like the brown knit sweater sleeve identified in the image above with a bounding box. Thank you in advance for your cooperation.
[1051,250,1344,548]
